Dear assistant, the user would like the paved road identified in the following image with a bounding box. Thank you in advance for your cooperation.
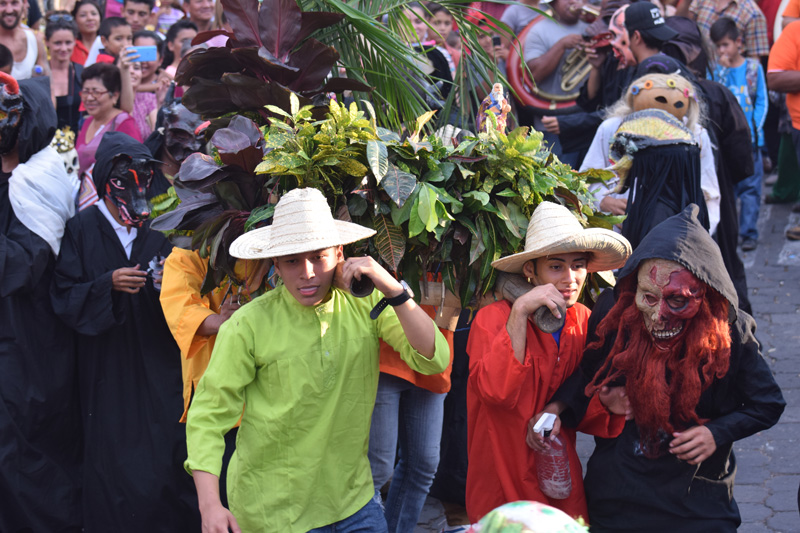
[414,191,800,532]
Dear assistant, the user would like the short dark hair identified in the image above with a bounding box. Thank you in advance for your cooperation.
[71,0,103,22]
[709,17,739,43]
[82,62,122,95]
[45,14,79,40]
[123,0,156,10]
[0,44,12,70]
[636,28,666,50]
[134,30,162,50]
[99,16,129,38]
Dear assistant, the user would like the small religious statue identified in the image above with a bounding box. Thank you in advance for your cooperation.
[477,83,512,133]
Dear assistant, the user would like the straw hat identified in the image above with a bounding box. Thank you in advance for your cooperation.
[491,201,631,273]
[229,188,376,259]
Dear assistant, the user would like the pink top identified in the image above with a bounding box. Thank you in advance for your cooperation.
[76,112,142,176]
[133,91,158,139]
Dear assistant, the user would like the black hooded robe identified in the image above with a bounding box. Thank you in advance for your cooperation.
[0,176,83,532]
[0,76,83,532]
[552,206,785,532]
[50,134,200,533]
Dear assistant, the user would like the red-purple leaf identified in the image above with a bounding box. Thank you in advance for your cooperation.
[296,11,346,46]
[221,0,262,47]
[286,39,339,93]
[191,29,234,46]
[319,76,373,94]
[259,0,302,61]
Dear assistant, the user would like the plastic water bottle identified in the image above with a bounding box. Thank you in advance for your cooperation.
[533,413,572,499]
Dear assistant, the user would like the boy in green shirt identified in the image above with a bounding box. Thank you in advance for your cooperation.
[185,188,450,533]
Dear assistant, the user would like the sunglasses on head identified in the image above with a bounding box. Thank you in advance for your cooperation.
[48,13,74,22]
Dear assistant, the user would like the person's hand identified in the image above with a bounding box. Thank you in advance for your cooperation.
[717,53,731,68]
[219,293,241,320]
[155,70,173,106]
[599,196,628,215]
[493,44,509,63]
[199,501,241,533]
[119,47,139,69]
[559,33,585,51]
[598,386,633,419]
[340,256,404,298]
[112,265,147,294]
[151,257,166,287]
[541,116,560,135]
[526,405,563,451]
[512,283,566,320]
[669,425,717,464]
[585,44,607,69]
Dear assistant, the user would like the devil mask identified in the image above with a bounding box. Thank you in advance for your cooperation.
[163,102,204,163]
[635,258,705,345]
[609,6,635,70]
[93,131,159,227]
[0,73,25,156]
[585,206,735,456]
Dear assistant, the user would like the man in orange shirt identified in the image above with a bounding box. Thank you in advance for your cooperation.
[465,202,631,522]
[767,20,800,239]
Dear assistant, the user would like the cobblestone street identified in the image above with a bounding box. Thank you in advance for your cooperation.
[414,186,800,532]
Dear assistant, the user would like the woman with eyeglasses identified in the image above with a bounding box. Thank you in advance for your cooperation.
[75,62,142,207]
[70,0,102,66]
[46,15,83,133]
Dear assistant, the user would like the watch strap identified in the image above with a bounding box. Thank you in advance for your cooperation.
[369,287,412,320]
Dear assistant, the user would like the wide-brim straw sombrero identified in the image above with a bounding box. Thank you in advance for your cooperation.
[229,188,376,259]
[491,201,632,273]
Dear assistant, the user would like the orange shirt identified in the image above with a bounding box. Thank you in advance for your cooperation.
[783,0,800,17]
[160,247,265,421]
[378,304,454,393]
[465,301,623,523]
[768,21,800,128]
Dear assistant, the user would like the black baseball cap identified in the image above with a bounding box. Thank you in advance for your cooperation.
[625,2,679,42]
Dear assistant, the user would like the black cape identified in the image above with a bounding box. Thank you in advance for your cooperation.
[620,142,708,250]
[51,207,200,532]
[636,52,754,313]
[0,75,83,532]
[553,206,785,532]
[0,173,83,531]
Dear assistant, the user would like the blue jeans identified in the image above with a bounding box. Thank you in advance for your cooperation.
[306,494,388,532]
[736,150,763,240]
[368,373,446,533]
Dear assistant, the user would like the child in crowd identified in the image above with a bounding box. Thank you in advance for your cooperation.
[427,3,459,73]
[129,60,157,137]
[161,19,197,77]
[403,3,454,102]
[711,17,767,252]
[133,30,171,106]
[156,0,186,34]
[96,17,132,63]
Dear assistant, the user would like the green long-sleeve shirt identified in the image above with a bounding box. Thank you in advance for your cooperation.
[185,285,450,532]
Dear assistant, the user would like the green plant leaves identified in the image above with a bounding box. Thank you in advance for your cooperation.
[381,165,417,207]
[373,214,405,272]
[366,140,388,181]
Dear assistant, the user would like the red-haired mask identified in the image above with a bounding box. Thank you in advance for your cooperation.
[105,154,157,227]
[635,258,705,346]
[0,73,24,156]
[609,5,635,70]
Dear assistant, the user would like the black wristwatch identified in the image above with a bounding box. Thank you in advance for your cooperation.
[370,281,414,320]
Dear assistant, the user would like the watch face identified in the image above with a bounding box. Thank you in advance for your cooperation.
[400,280,414,299]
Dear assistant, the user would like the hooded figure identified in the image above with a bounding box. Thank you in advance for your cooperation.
[0,72,83,533]
[551,205,784,532]
[51,133,201,532]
